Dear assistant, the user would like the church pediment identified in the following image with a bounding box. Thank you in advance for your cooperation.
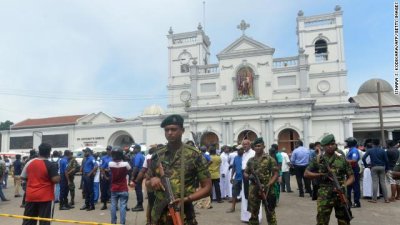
[77,112,117,125]
[217,35,275,60]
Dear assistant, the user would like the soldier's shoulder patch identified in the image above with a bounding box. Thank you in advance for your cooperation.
[184,144,201,154]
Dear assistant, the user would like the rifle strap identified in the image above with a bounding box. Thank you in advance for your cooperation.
[179,144,185,221]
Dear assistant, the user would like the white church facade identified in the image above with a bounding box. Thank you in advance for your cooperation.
[1,6,400,153]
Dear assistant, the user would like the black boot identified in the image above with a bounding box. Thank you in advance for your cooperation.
[131,205,144,212]
[69,189,75,206]
[100,202,107,210]
[59,199,69,210]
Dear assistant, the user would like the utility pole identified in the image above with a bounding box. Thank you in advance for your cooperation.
[377,81,385,148]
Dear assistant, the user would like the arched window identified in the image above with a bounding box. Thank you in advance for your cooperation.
[315,39,328,62]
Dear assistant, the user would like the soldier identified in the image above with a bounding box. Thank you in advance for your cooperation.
[244,138,278,225]
[304,134,355,225]
[145,114,212,225]
[66,150,79,206]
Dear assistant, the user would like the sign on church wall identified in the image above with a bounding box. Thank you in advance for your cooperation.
[200,83,216,93]
[278,75,297,86]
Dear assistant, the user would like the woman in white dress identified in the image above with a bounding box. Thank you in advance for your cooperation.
[362,141,374,198]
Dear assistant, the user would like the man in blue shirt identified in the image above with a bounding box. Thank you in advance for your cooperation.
[131,144,145,211]
[362,139,389,203]
[100,146,113,210]
[345,137,361,208]
[59,150,72,210]
[291,140,312,197]
[227,145,244,213]
[80,148,98,211]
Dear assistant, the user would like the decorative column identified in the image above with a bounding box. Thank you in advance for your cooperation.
[298,48,310,98]
[260,118,268,147]
[342,117,352,138]
[142,127,148,144]
[0,131,10,152]
[189,60,199,106]
[266,116,274,147]
[302,115,310,148]
[32,131,43,150]
[228,119,233,145]
[220,119,226,145]
[388,129,394,140]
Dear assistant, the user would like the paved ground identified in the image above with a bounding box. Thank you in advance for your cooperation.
[0,177,399,225]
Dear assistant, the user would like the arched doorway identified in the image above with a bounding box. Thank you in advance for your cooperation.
[108,130,135,147]
[200,132,219,148]
[278,129,299,153]
[237,130,257,144]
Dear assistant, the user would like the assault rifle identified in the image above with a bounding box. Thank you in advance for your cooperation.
[323,160,353,222]
[250,168,270,215]
[159,165,183,225]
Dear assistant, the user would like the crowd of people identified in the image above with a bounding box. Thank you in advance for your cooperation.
[1,114,400,225]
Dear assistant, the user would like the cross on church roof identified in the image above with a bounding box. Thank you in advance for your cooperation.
[237,20,250,35]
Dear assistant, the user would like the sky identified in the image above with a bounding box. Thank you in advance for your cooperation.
[0,0,393,123]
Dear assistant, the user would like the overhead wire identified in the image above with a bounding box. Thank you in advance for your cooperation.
[0,88,171,101]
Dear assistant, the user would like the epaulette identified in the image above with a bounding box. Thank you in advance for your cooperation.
[184,143,201,154]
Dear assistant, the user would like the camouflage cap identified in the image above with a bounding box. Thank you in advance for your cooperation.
[253,137,264,146]
[320,134,335,146]
[160,114,184,128]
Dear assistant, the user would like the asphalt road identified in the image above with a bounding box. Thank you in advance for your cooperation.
[0,176,399,225]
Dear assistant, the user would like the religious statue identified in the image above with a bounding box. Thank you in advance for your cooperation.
[236,67,254,98]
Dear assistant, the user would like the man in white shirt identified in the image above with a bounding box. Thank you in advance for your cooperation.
[280,148,292,192]
[228,146,238,201]
[220,146,231,200]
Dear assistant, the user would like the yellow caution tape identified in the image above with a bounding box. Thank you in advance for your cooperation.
[0,213,119,225]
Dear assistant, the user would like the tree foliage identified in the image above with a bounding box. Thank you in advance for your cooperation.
[0,120,14,130]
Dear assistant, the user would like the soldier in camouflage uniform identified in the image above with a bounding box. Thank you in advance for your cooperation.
[66,151,80,206]
[244,138,279,225]
[305,134,355,225]
[146,114,212,225]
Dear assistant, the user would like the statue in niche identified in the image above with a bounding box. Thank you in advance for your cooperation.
[236,66,254,98]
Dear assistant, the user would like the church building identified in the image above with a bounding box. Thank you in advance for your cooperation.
[1,6,399,153]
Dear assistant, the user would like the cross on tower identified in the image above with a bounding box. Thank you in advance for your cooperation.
[237,20,250,35]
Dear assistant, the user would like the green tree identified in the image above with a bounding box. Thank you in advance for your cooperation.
[0,120,14,130]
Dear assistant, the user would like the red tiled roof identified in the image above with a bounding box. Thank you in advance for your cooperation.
[12,115,86,129]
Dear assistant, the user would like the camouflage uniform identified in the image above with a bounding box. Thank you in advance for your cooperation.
[66,157,79,204]
[307,153,353,225]
[148,144,210,225]
[245,154,278,225]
